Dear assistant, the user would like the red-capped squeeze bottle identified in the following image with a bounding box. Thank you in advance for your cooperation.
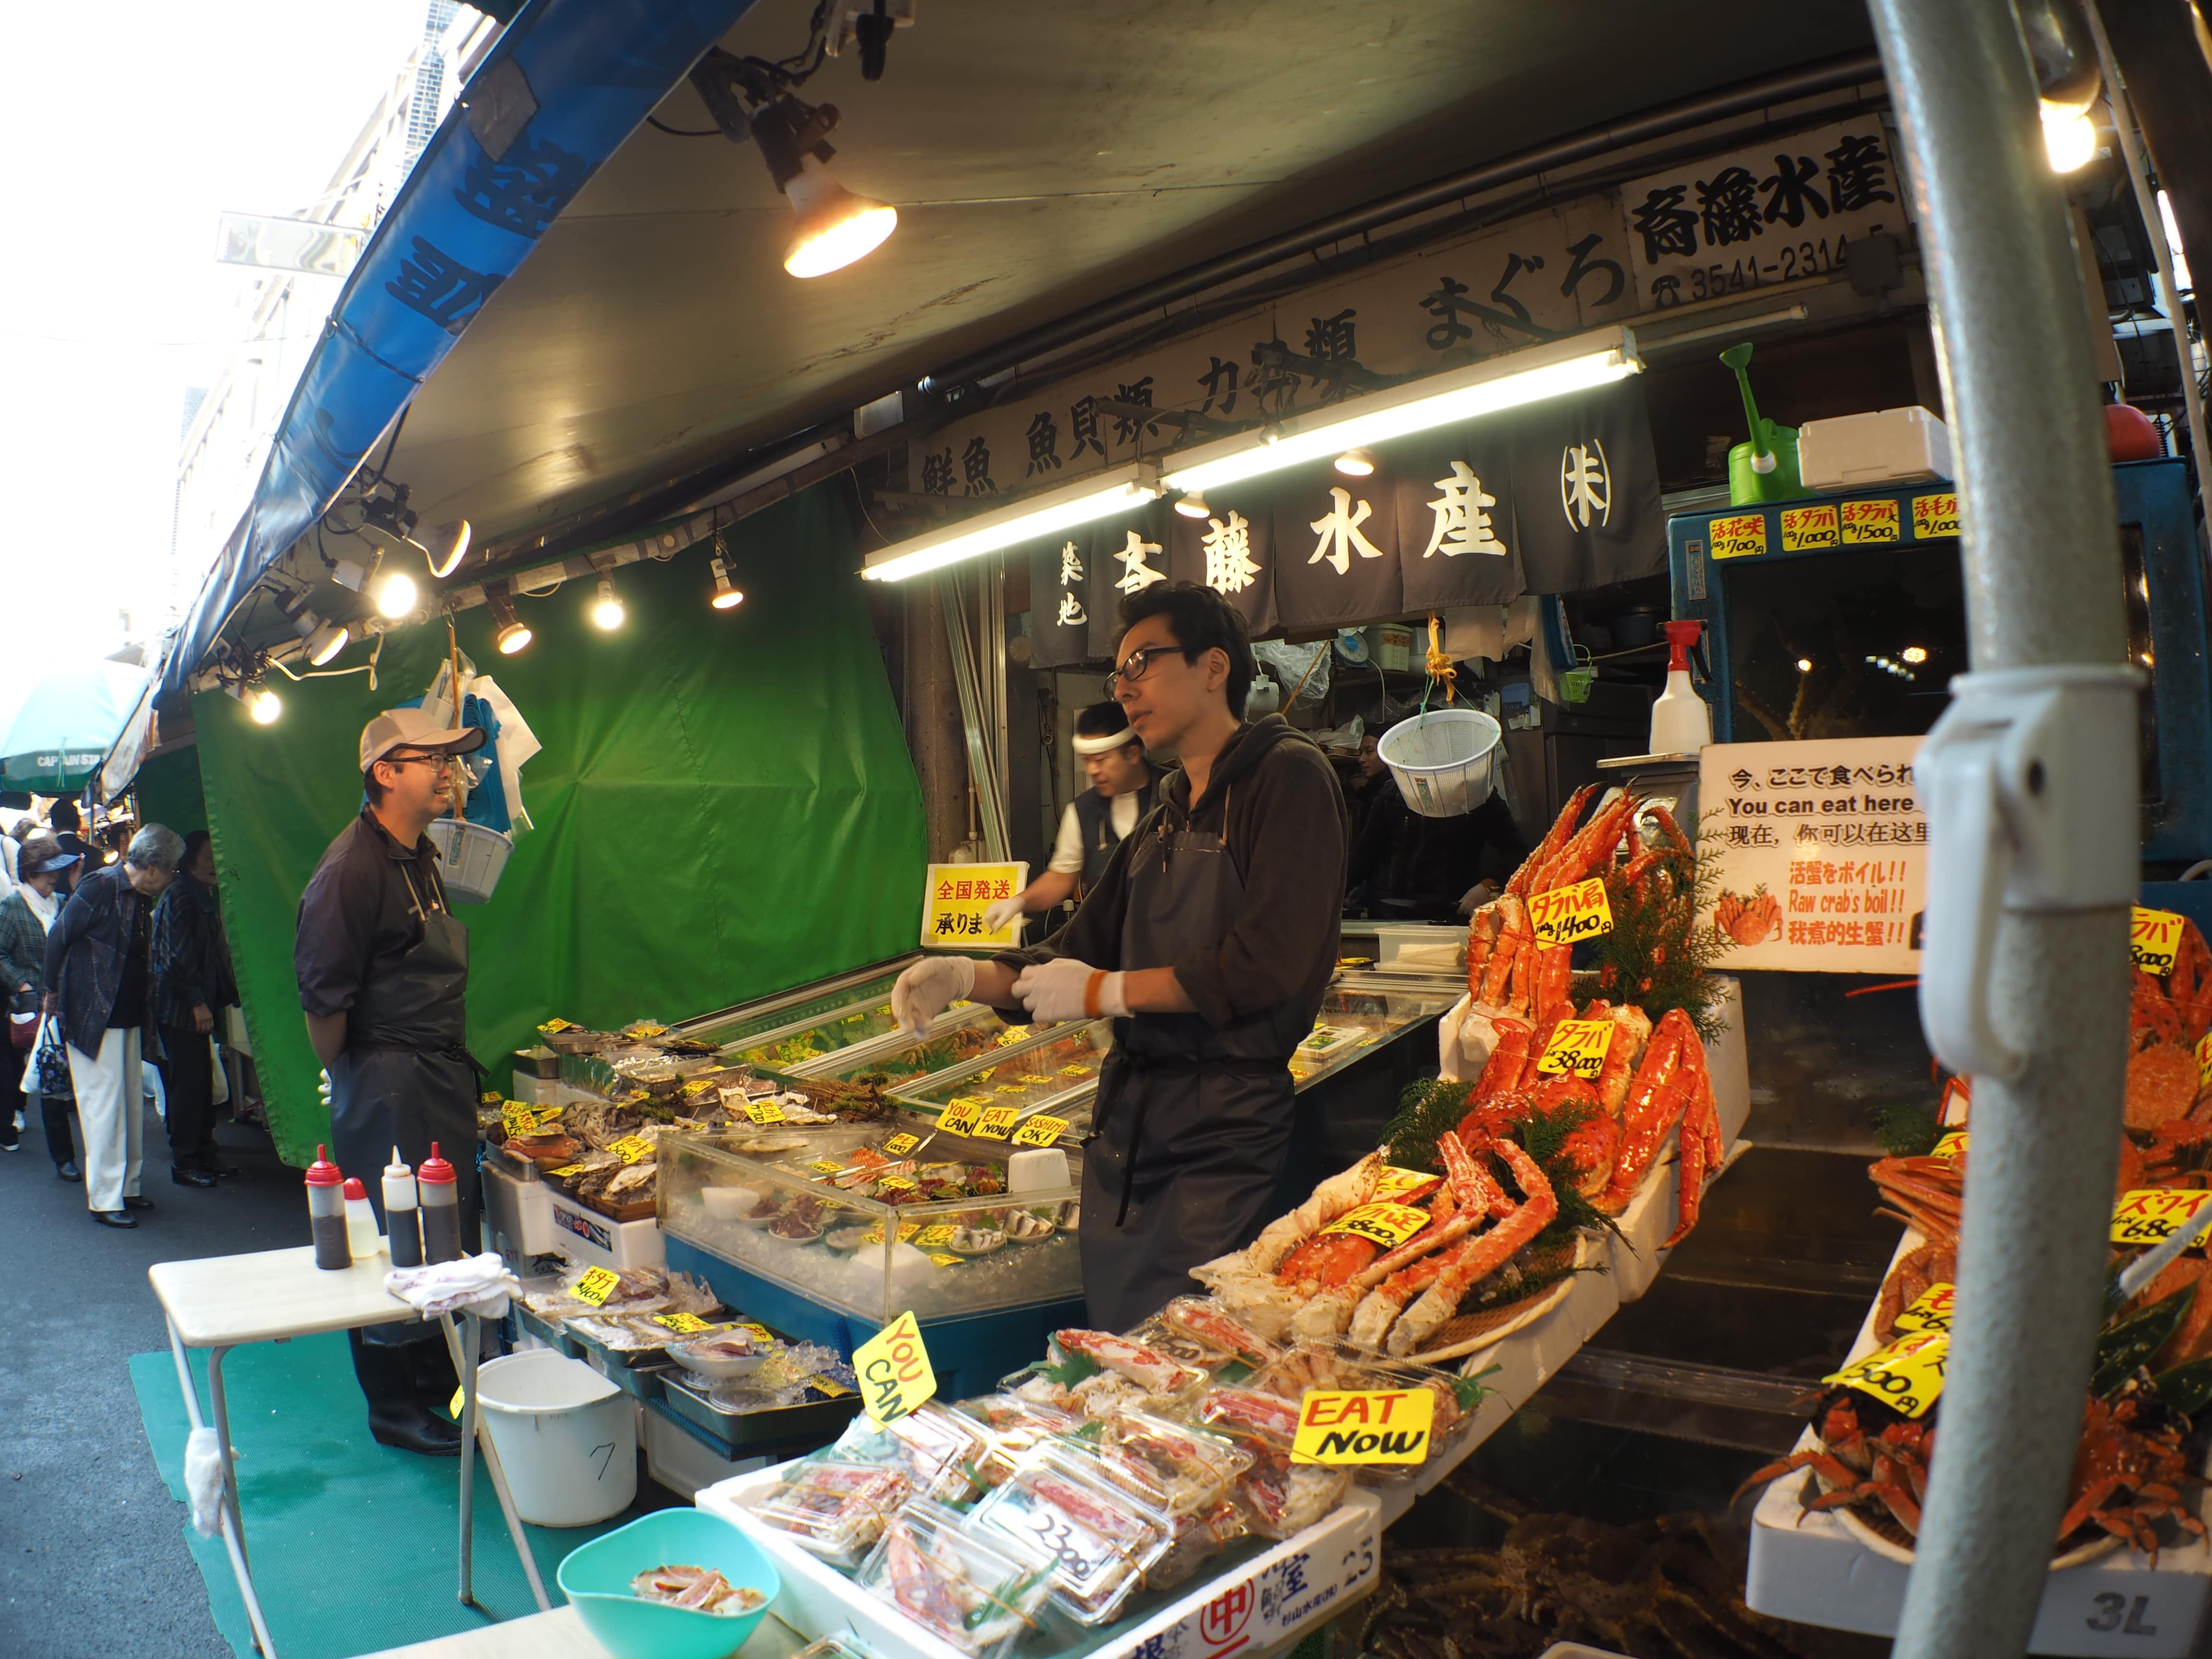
[307,1145,351,1271]
[419,1142,463,1264]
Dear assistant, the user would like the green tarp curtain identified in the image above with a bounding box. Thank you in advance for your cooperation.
[192,486,926,1166]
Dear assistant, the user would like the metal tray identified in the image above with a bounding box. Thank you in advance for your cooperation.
[658,1370,863,1458]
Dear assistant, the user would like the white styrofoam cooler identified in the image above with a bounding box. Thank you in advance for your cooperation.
[482,1163,556,1257]
[701,1467,1382,1659]
[640,1402,768,1500]
[546,1192,665,1273]
[1797,405,1952,492]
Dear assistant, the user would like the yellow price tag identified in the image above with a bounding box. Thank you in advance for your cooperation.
[1708,511,1767,561]
[939,1099,986,1136]
[654,1312,716,1334]
[855,1310,937,1423]
[1931,1130,1968,1163]
[2133,907,2187,977]
[610,1135,654,1165]
[2111,1188,2212,1246]
[1535,1018,1615,1079]
[808,1159,843,1175]
[740,1322,774,1343]
[995,1028,1031,1046]
[572,1266,621,1307]
[534,1106,565,1130]
[1824,1329,1947,1418]
[927,1253,963,1268]
[543,1163,586,1178]
[1289,1389,1436,1466]
[537,1018,576,1034]
[913,1224,957,1248]
[1911,492,1960,539]
[448,1385,465,1419]
[1891,1282,1954,1335]
[1371,1165,1443,1202]
[810,1374,855,1399]
[501,1102,539,1137]
[1779,503,1839,552]
[1011,1114,1069,1148]
[2199,1031,2212,1092]
[625,1023,668,1038]
[1321,1202,1431,1250]
[994,1084,1026,1095]
[744,1097,786,1125]
[975,1106,1021,1141]
[1527,878,1613,946]
[884,1133,921,1157]
[1840,498,1900,544]
[878,1175,917,1192]
[1059,1064,1091,1078]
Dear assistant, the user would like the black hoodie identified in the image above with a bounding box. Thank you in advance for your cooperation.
[997,715,1349,1033]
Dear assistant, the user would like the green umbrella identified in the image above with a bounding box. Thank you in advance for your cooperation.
[0,661,153,792]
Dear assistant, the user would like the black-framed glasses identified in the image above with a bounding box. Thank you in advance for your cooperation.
[1104,644,1196,699]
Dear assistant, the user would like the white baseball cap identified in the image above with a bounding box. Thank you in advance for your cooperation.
[359,708,487,772]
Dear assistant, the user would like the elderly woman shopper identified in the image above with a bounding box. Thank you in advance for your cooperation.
[152,831,239,1187]
[3,836,81,1161]
[43,824,180,1227]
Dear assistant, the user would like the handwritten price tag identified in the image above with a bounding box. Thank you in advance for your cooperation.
[653,1311,717,1334]
[1892,1282,1954,1335]
[975,1106,1021,1141]
[913,1224,957,1248]
[883,1133,922,1156]
[1911,493,1960,539]
[928,1252,963,1268]
[1528,878,1613,946]
[534,1106,565,1130]
[501,1101,539,1137]
[810,1374,855,1399]
[1372,1165,1444,1202]
[877,1175,917,1192]
[993,1084,1026,1095]
[543,1163,586,1178]
[610,1135,654,1165]
[681,1078,718,1097]
[1290,1388,1435,1466]
[2111,1188,2212,1246]
[572,1266,622,1307]
[1780,503,1839,552]
[1825,1329,1947,1417]
[855,1310,937,1423]
[1709,512,1768,561]
[743,1097,786,1125]
[2133,907,2187,976]
[1011,1114,1069,1148]
[1536,1018,1616,1080]
[2199,1031,2212,1091]
[1931,1130,1968,1163]
[1059,1064,1092,1079]
[537,1018,576,1034]
[938,1098,986,1137]
[1321,1202,1431,1250]
[1840,498,1900,543]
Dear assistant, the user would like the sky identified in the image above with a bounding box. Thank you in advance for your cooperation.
[0,0,429,703]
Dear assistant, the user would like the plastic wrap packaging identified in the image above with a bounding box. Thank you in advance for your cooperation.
[1154,1296,1284,1370]
[1195,1386,1353,1540]
[955,1394,1082,1490]
[855,1498,1056,1659]
[751,1460,914,1568]
[1245,1339,1487,1485]
[833,1403,991,1504]
[966,1443,1175,1626]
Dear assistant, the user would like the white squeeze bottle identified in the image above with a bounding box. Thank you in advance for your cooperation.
[384,1146,424,1269]
[1648,619,1713,754]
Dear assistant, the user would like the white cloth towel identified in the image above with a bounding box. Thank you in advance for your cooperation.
[184,1426,226,1538]
[384,1252,520,1320]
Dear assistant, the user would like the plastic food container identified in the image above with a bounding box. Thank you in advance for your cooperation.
[749,1459,914,1568]
[556,1507,781,1659]
[965,1442,1175,1625]
[854,1498,1056,1659]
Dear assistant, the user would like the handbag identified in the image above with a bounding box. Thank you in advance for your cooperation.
[8,990,36,1052]
[34,1019,73,1103]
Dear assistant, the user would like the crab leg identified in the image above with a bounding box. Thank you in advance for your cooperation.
[1508,785,1597,899]
[1594,1004,1653,1115]
[1479,900,1525,1006]
[1237,1152,1382,1274]
[1386,1141,1558,1356]
[1661,1082,1718,1248]
[1349,1132,1496,1291]
[1599,1010,1694,1211]
[1465,906,1501,1001]
[1531,793,1636,894]
[1471,1020,1532,1101]
[1531,942,1574,1025]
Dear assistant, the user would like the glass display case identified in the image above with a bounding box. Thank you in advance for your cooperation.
[888,1020,1114,1127]
[657,1127,1084,1329]
[677,959,917,1062]
[1289,980,1463,1087]
[780,1004,1021,1086]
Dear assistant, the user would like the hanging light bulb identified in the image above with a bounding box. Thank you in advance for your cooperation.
[376,566,419,619]
[486,582,532,654]
[1334,448,1378,477]
[590,573,625,630]
[782,153,898,277]
[709,552,745,611]
[250,686,282,725]
[280,591,351,666]
[2041,102,2096,172]
[1174,491,1212,520]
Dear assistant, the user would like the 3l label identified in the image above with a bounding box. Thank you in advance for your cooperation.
[855,1310,937,1423]
[1289,1389,1436,1466]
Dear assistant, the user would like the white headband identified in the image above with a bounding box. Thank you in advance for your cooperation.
[1072,725,1138,755]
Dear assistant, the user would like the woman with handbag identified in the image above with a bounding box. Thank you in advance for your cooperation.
[1,836,81,1167]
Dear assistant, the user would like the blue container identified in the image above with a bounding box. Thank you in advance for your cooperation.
[557,1509,781,1659]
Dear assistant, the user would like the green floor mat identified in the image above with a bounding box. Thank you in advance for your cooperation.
[130,1332,673,1658]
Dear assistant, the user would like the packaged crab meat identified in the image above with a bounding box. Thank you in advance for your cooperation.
[1098,1409,1253,1516]
[1156,1296,1284,1369]
[966,1443,1175,1625]
[1048,1328,1208,1400]
[832,1402,990,1503]
[855,1498,1055,1659]
[1244,1339,1488,1484]
[750,1460,913,1568]
[1194,1387,1351,1539]
[954,1394,1082,1489]
[1149,1499,1249,1590]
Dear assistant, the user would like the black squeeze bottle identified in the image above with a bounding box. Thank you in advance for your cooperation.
[419,1142,463,1264]
[306,1145,351,1271]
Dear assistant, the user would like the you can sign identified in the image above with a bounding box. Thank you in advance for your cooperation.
[855,1310,937,1424]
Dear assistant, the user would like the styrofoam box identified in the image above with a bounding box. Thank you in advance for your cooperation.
[481,1163,556,1257]
[1798,405,1952,492]
[546,1193,665,1273]
[639,1402,767,1500]
[510,1070,559,1106]
[1747,1233,2212,1657]
[1609,1138,1751,1304]
[701,1466,1383,1659]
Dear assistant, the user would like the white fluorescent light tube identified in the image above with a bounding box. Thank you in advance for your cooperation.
[863,460,1163,582]
[1162,325,1643,496]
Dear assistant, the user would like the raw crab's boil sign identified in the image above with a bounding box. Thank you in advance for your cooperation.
[921,862,1029,950]
[1824,1328,1947,1418]
[855,1310,937,1424]
[1290,1389,1437,1466]
[1528,877,1614,945]
[2110,1188,2212,1247]
[1536,1018,1615,1079]
[1700,736,1928,974]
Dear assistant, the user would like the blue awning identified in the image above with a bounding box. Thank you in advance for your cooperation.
[161,0,757,703]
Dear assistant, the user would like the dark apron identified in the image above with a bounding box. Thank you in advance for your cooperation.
[328,859,480,1345]
[1080,804,1308,1330]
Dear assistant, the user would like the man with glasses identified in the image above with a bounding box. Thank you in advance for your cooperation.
[294,708,485,1455]
[893,583,1349,1328]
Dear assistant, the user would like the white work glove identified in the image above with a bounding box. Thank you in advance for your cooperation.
[1012,957,1129,1025]
[982,895,1027,935]
[318,1069,333,1109]
[891,955,976,1034]
[184,1427,225,1538]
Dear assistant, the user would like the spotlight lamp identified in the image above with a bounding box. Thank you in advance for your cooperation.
[250,685,281,725]
[1174,491,1212,520]
[590,573,626,631]
[359,481,471,579]
[486,582,532,654]
[710,551,745,610]
[376,567,419,619]
[280,591,350,666]
[1334,448,1378,477]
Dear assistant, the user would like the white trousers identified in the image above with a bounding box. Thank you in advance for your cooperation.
[69,1028,144,1214]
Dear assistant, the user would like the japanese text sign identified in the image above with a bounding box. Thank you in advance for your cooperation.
[610,1135,654,1165]
[571,1266,621,1307]
[1701,736,1927,974]
[1931,1130,1968,1163]
[921,862,1028,950]
[882,1133,922,1157]
[1536,1018,1615,1079]
[1891,1282,1954,1335]
[856,1310,937,1424]
[653,1312,718,1334]
[1372,1165,1445,1202]
[1824,1328,1947,1418]
[1708,513,1768,561]
[1528,878,1613,946]
[2110,1189,2212,1247]
[2132,907,2186,976]
[1290,1389,1436,1466]
[1320,1202,1431,1250]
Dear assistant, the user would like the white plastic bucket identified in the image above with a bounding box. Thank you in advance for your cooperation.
[474,1350,636,1526]
[1377,708,1503,819]
[426,818,513,905]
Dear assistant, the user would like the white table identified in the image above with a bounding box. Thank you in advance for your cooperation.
[149,1243,551,1655]
[362,1607,609,1659]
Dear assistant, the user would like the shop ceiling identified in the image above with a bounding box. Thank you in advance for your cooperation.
[385,0,1876,561]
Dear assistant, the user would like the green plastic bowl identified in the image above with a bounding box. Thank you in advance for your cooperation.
[557,1509,781,1659]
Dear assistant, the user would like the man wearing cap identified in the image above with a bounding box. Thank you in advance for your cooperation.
[294,708,486,1455]
[984,701,1156,933]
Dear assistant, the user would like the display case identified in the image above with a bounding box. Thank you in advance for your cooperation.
[887,1020,1114,1127]
[677,959,918,1064]
[1288,979,1462,1087]
[780,1004,1022,1086]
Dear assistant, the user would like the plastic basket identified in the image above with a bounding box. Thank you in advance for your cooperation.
[1377,708,1502,819]
[425,817,513,904]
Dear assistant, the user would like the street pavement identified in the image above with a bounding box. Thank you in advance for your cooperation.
[0,1087,300,1658]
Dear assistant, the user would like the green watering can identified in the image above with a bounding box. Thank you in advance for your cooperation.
[1721,342,1803,506]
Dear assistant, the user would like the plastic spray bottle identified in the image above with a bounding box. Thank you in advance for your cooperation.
[306,1145,351,1271]
[1648,620,1713,755]
[383,1146,423,1269]
[419,1142,462,1265]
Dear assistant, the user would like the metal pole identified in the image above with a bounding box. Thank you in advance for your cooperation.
[1866,3,2133,1657]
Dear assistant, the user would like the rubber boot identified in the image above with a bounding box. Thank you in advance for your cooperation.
[349,1329,462,1455]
